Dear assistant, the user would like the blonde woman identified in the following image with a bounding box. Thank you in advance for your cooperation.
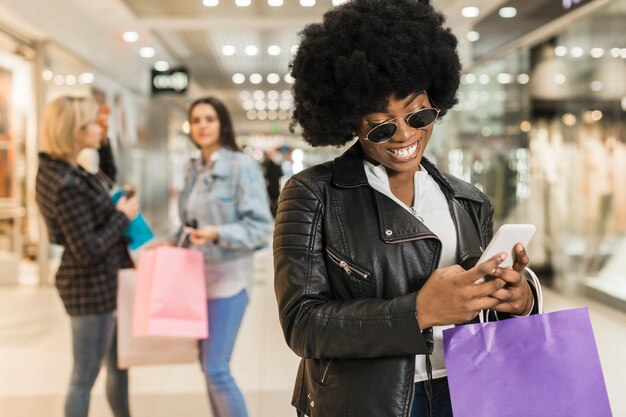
[36,96,138,417]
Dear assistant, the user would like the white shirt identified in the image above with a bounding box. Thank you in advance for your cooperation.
[363,160,457,382]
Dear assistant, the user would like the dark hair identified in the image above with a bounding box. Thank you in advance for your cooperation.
[187,96,239,151]
[290,0,461,147]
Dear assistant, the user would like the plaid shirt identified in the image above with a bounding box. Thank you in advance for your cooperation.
[36,153,131,315]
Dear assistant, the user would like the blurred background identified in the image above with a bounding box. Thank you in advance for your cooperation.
[0,0,625,416]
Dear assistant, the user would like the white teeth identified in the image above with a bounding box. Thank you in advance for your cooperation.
[390,143,418,158]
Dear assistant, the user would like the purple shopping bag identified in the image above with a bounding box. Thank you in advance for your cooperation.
[443,308,612,417]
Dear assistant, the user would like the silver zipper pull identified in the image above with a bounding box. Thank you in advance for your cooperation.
[338,260,352,274]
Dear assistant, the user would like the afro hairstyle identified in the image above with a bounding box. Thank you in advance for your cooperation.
[289,0,462,147]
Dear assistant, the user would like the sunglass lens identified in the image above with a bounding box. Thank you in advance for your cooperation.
[407,108,438,129]
[367,123,396,143]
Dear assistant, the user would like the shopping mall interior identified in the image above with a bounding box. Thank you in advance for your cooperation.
[0,0,625,416]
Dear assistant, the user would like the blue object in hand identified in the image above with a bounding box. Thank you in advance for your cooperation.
[111,190,155,250]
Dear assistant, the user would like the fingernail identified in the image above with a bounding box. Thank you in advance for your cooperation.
[497,253,507,263]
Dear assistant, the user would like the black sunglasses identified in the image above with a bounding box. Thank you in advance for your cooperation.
[363,106,440,144]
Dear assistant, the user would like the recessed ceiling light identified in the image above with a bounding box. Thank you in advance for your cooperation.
[590,81,603,92]
[245,45,259,56]
[590,48,604,58]
[610,48,621,58]
[463,73,476,84]
[65,75,77,86]
[268,0,283,5]
[300,0,315,7]
[461,7,480,18]
[498,7,517,18]
[257,110,268,121]
[253,90,265,100]
[267,73,280,84]
[246,110,256,120]
[222,45,236,56]
[42,70,53,80]
[239,90,251,100]
[554,74,566,85]
[267,90,279,100]
[154,61,170,71]
[268,110,278,120]
[242,100,255,110]
[555,46,567,57]
[255,101,267,111]
[332,0,347,4]
[466,31,480,42]
[79,72,95,84]
[570,47,584,58]
[235,0,251,6]
[280,100,291,110]
[290,45,298,55]
[122,31,139,42]
[139,47,156,58]
[479,74,490,84]
[267,101,279,110]
[250,73,263,84]
[53,75,64,85]
[232,73,246,84]
[497,73,512,84]
[267,45,282,56]
[517,74,530,84]
[284,73,295,84]
[202,0,218,6]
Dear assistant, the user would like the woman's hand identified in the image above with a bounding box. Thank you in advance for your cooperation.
[416,253,510,329]
[116,195,139,220]
[185,226,220,245]
[490,243,533,316]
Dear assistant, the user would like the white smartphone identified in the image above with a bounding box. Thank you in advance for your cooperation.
[475,224,536,283]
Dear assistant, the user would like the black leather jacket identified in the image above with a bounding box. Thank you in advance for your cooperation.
[274,143,535,417]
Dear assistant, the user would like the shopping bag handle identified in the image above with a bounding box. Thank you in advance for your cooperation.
[480,266,543,323]
[176,229,191,248]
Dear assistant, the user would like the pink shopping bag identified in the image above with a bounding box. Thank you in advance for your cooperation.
[132,247,208,339]
[118,268,198,368]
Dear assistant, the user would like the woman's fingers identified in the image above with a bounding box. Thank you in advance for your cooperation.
[512,243,529,273]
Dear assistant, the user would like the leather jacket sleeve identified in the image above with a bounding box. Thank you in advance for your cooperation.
[274,177,429,360]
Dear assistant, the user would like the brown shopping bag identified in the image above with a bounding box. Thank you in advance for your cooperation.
[117,268,198,369]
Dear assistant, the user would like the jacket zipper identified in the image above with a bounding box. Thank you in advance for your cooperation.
[326,249,370,280]
[320,359,333,384]
[385,234,439,244]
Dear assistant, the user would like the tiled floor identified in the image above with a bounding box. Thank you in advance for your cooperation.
[1,249,625,417]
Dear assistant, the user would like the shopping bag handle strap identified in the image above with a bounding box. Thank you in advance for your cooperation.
[176,229,191,248]
[480,266,544,323]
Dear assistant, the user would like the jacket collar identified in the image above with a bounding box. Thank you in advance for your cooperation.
[190,148,235,178]
[38,152,89,178]
[332,142,484,262]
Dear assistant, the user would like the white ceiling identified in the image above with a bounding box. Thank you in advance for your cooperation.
[0,0,508,131]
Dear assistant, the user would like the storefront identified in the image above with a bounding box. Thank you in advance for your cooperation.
[0,26,37,284]
[435,0,626,309]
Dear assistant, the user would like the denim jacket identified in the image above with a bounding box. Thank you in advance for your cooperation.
[175,148,273,263]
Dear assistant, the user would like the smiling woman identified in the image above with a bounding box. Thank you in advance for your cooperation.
[273,1,542,417]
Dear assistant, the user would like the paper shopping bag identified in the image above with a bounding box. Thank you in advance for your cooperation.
[132,247,208,339]
[442,308,612,417]
[117,269,198,368]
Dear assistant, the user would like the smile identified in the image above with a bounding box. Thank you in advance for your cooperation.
[387,141,419,161]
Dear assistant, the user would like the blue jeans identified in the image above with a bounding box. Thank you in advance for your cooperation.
[66,312,130,417]
[410,377,453,417]
[199,290,249,417]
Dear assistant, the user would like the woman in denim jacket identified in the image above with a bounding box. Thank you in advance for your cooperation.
[172,96,273,417]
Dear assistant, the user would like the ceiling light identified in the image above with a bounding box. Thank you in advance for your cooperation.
[479,74,490,84]
[257,110,268,120]
[554,74,566,85]
[268,0,283,5]
[247,110,257,120]
[222,45,236,56]
[245,45,259,56]
[517,73,530,84]
[463,73,476,84]
[267,90,279,100]
[590,48,604,58]
[561,113,576,126]
[267,45,282,56]
[203,0,219,5]
[290,45,298,55]
[154,61,170,71]
[267,100,279,110]
[332,0,347,4]
[281,90,292,99]
[621,49,626,59]
[253,90,265,100]
[255,101,267,111]
[466,31,480,42]
[139,47,155,58]
[278,110,289,120]
[53,75,64,85]
[122,31,139,42]
[284,73,295,84]
[570,47,584,58]
[239,90,251,100]
[610,48,621,58]
[78,72,95,84]
[235,0,251,6]
[461,7,480,18]
[279,100,291,110]
[267,73,280,84]
[498,7,517,18]
[242,100,254,110]
[590,81,603,92]
[232,73,246,84]
[300,0,315,6]
[268,110,278,120]
[65,75,77,86]
[42,70,53,80]
[250,73,263,84]
[520,121,532,132]
[496,73,512,84]
[555,46,567,57]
